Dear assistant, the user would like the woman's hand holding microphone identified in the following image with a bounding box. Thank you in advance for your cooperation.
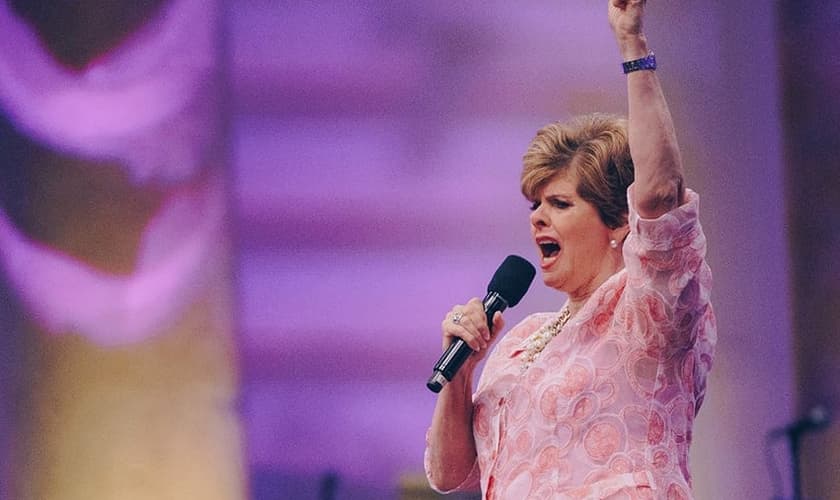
[441,298,506,368]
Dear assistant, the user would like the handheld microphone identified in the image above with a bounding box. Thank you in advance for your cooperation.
[426,255,535,393]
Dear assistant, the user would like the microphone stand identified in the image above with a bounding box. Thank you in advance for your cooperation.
[789,429,802,500]
[784,405,830,500]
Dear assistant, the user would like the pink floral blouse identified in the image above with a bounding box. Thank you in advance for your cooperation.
[426,188,716,499]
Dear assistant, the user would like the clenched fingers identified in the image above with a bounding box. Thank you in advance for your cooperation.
[441,298,491,352]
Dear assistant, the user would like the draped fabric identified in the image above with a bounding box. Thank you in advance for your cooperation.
[0,0,224,345]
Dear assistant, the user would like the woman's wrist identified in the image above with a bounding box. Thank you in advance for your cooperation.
[616,33,649,61]
[452,359,478,383]
[439,373,474,407]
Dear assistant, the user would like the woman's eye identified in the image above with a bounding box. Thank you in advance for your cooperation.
[551,199,570,209]
[529,201,541,211]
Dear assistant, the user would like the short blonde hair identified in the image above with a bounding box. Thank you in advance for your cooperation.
[521,113,634,229]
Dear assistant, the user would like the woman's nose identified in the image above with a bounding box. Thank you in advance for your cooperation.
[530,204,547,228]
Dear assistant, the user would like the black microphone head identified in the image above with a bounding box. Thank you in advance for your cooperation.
[487,255,536,307]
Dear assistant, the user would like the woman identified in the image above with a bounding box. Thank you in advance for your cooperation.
[424,1,716,498]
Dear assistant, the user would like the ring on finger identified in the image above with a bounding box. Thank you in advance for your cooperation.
[452,311,464,325]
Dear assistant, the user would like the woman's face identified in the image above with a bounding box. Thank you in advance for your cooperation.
[529,170,619,298]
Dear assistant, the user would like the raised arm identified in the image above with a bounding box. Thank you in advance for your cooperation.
[608,0,685,218]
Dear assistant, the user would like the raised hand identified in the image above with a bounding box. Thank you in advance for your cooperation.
[608,0,650,60]
[608,0,646,42]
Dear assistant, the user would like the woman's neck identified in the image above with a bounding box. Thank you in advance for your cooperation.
[565,258,625,317]
[565,296,589,317]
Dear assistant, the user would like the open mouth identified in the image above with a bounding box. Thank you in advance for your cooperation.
[538,239,561,259]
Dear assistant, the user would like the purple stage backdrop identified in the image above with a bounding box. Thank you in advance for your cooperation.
[231,2,793,499]
[0,1,803,499]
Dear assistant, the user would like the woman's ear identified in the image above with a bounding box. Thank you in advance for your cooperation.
[609,224,630,247]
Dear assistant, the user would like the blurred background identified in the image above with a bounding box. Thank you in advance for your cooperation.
[0,1,838,499]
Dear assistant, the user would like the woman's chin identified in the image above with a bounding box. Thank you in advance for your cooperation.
[540,273,566,292]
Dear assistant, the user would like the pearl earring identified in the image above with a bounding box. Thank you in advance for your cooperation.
[609,239,618,249]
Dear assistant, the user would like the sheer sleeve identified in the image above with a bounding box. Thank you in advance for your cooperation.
[423,429,480,493]
[620,186,714,356]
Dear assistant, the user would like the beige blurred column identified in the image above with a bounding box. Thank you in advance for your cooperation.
[0,1,246,499]
[779,2,840,498]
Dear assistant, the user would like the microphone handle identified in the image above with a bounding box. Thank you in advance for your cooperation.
[426,292,508,393]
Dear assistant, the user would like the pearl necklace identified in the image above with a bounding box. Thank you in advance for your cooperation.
[521,307,571,371]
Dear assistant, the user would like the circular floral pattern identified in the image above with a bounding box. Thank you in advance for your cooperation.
[583,419,623,463]
[558,362,593,398]
[647,409,665,445]
[570,393,599,423]
[539,384,563,420]
[621,405,650,443]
